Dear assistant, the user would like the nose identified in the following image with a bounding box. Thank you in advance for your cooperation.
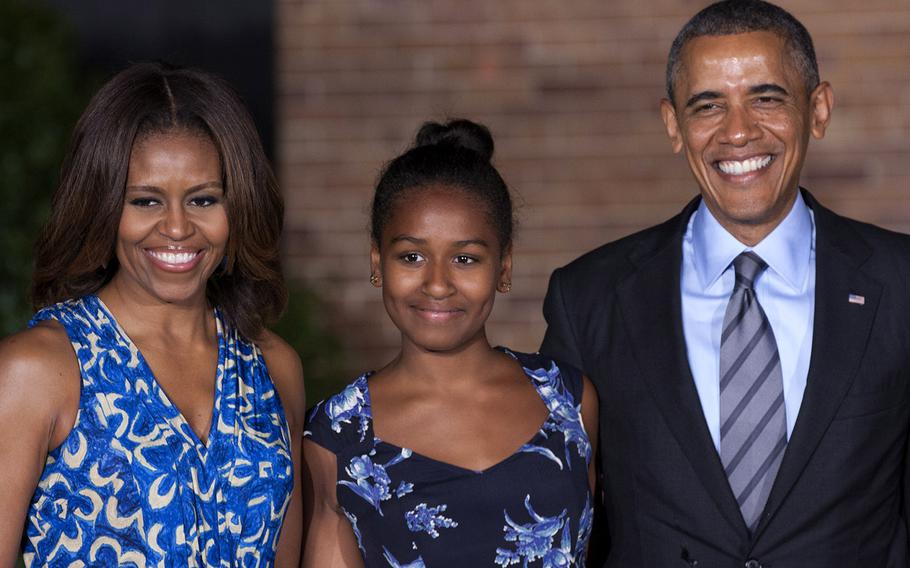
[158,204,194,240]
[718,104,761,146]
[422,261,454,299]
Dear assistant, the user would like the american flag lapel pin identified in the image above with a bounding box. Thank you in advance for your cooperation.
[848,293,865,305]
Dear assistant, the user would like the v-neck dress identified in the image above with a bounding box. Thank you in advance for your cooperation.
[22,295,294,567]
[304,349,593,567]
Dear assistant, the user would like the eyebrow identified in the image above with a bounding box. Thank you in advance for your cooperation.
[684,83,790,109]
[684,91,722,109]
[749,83,790,97]
[389,236,490,248]
[125,181,223,194]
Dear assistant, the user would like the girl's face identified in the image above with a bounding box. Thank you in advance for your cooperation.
[110,130,228,306]
[371,186,512,355]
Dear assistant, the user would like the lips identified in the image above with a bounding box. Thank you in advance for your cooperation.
[144,246,203,272]
[412,305,465,322]
[716,154,774,175]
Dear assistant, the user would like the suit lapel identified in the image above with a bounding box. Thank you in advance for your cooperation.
[616,198,750,537]
[753,191,881,539]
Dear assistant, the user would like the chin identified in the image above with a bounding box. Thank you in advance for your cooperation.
[142,283,210,306]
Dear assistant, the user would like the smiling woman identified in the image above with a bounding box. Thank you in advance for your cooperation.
[0,62,305,567]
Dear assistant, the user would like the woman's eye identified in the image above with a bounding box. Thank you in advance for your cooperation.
[454,255,477,264]
[129,197,159,207]
[189,195,219,207]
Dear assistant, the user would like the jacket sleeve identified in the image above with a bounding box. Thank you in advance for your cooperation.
[540,267,586,373]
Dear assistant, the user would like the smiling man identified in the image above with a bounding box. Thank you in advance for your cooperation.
[540,1,910,566]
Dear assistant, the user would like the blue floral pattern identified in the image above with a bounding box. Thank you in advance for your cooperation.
[305,348,592,566]
[518,360,592,471]
[339,449,412,514]
[495,495,573,567]
[406,503,458,538]
[22,296,293,567]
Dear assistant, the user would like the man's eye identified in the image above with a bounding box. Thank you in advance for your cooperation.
[755,96,783,106]
[695,102,720,113]
[454,255,477,264]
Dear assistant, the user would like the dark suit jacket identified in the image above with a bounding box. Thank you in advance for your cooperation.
[541,190,910,567]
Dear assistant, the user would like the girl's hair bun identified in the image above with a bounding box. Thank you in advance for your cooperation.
[414,119,494,162]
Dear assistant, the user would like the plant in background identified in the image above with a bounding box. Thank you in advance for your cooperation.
[272,281,349,405]
[0,0,89,334]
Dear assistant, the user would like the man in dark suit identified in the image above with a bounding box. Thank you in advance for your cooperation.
[541,1,910,566]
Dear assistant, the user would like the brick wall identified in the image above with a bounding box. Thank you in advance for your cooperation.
[276,0,910,375]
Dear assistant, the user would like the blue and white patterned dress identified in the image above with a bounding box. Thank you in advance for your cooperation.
[305,349,593,567]
[22,295,294,567]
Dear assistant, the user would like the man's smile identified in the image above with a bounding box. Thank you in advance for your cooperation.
[715,154,774,176]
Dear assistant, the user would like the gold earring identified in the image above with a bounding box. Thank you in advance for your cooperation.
[370,274,381,287]
[498,281,512,293]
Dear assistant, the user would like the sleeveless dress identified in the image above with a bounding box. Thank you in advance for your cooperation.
[22,295,294,567]
[305,348,593,567]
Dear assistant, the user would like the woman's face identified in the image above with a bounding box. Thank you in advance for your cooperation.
[371,186,512,354]
[110,130,228,306]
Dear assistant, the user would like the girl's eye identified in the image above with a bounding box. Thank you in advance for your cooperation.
[401,252,424,263]
[454,255,477,264]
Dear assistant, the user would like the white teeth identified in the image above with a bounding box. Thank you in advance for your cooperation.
[149,250,198,265]
[717,155,772,175]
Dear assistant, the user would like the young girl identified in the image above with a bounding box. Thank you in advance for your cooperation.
[303,120,597,567]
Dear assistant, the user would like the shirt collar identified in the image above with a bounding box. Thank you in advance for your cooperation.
[691,191,814,291]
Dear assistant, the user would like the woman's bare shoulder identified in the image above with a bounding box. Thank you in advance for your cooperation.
[0,321,80,446]
[0,321,78,382]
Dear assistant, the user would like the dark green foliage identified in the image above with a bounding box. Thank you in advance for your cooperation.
[271,281,349,406]
[0,0,89,334]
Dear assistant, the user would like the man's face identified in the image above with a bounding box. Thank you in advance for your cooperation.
[661,31,833,245]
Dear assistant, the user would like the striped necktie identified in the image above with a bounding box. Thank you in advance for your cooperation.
[719,251,787,531]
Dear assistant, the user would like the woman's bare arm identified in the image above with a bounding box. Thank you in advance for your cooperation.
[301,439,364,568]
[0,322,80,563]
[259,330,307,568]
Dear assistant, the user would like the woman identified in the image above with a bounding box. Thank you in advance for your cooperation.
[0,62,305,566]
[303,120,598,567]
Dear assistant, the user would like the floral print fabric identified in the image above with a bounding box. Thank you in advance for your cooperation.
[23,296,294,567]
[305,348,593,567]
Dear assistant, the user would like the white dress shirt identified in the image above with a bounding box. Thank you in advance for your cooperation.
[681,193,816,451]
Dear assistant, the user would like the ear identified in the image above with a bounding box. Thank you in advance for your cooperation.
[660,98,685,154]
[809,81,834,140]
[498,244,513,291]
[370,242,382,287]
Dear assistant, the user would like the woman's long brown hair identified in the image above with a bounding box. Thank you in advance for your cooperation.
[32,62,286,340]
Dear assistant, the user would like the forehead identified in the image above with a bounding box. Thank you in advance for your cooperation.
[129,131,219,167]
[677,31,801,95]
[126,131,221,190]
[386,186,496,239]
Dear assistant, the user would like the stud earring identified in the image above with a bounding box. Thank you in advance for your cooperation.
[498,281,512,293]
[370,274,381,287]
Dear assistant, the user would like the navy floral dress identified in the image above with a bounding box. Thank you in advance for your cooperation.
[22,295,294,567]
[305,348,593,567]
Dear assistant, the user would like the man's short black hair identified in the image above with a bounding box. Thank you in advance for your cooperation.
[666,0,819,104]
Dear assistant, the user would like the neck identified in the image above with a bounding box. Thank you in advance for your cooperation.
[97,279,214,345]
[385,330,503,391]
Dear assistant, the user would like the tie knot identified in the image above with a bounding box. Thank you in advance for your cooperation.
[732,251,768,290]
